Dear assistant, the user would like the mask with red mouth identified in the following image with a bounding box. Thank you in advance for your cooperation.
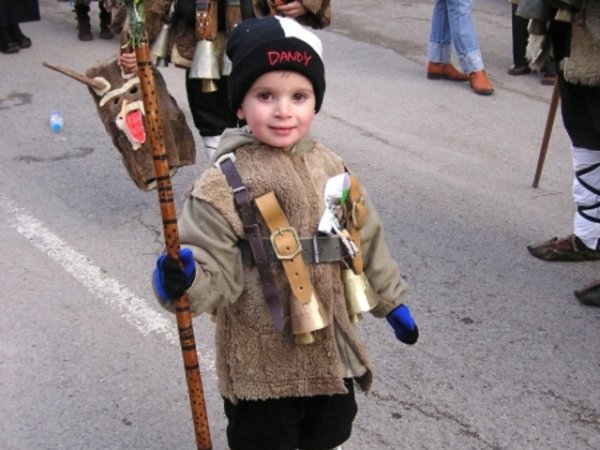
[40,57,196,191]
[82,58,196,191]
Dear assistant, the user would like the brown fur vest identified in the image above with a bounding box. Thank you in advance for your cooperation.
[190,140,374,402]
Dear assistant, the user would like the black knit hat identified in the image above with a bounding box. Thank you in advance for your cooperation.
[226,16,326,113]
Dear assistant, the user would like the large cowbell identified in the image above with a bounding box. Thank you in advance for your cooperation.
[84,59,196,191]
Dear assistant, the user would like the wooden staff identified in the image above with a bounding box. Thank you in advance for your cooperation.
[124,1,212,447]
[137,41,212,450]
[532,81,560,188]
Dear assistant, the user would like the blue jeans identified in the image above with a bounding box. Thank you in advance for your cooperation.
[427,0,484,73]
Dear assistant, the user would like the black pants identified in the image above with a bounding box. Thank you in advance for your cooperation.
[224,379,357,450]
[511,3,529,68]
[551,21,600,150]
[185,73,238,137]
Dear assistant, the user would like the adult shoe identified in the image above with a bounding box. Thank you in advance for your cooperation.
[469,70,493,95]
[574,280,600,307]
[508,65,531,76]
[0,27,19,54]
[10,23,31,49]
[426,62,469,82]
[527,234,600,262]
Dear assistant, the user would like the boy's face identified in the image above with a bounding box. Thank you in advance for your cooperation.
[237,71,316,149]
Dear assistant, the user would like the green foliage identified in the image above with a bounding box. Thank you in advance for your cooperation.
[122,0,146,48]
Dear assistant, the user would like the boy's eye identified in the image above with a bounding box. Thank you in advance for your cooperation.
[257,92,272,101]
[292,92,307,102]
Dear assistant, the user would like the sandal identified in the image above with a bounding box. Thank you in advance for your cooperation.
[527,234,600,261]
[508,65,531,76]
[574,281,600,307]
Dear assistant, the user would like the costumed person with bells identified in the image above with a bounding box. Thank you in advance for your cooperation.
[523,0,600,306]
[152,16,419,450]
[112,0,330,160]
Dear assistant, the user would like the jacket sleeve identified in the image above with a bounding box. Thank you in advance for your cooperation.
[252,0,331,29]
[359,195,409,318]
[158,196,245,316]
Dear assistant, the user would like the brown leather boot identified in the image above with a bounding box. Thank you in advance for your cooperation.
[426,62,469,82]
[469,70,493,95]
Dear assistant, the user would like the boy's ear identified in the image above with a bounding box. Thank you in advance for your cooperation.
[236,107,245,120]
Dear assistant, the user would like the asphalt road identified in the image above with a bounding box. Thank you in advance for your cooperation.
[1,0,599,449]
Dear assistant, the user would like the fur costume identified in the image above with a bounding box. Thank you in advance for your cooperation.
[168,128,408,403]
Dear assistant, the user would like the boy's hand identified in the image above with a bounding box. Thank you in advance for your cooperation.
[153,248,196,303]
[386,304,419,345]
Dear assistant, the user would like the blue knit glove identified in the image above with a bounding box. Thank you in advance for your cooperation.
[152,248,196,303]
[386,304,419,345]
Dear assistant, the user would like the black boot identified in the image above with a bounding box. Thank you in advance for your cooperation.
[0,27,19,54]
[75,3,93,41]
[99,1,114,39]
[10,23,31,49]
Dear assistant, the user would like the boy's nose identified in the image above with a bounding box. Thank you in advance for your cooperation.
[274,98,292,116]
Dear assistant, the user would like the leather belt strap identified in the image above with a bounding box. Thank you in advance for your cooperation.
[347,175,366,274]
[254,191,314,305]
[217,154,283,331]
[239,235,347,266]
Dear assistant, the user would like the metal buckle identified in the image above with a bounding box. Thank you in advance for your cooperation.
[312,236,320,264]
[270,227,302,260]
[214,151,236,170]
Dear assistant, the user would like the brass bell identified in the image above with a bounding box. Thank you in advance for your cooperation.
[290,292,329,345]
[189,40,220,92]
[150,23,171,67]
[341,268,379,323]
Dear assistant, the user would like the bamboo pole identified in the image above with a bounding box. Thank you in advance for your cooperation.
[132,31,212,450]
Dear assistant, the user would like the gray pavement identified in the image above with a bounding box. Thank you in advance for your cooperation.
[1,0,599,449]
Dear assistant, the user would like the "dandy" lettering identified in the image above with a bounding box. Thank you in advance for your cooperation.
[267,50,313,67]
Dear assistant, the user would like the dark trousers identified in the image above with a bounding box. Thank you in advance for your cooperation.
[224,379,358,450]
[185,72,238,137]
[511,3,529,67]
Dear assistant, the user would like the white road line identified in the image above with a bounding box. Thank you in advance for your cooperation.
[0,194,178,346]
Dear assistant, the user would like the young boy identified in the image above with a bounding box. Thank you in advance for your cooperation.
[153,16,419,450]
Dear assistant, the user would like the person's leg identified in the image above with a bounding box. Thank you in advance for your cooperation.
[509,2,531,74]
[427,0,451,64]
[74,0,92,41]
[223,396,299,450]
[99,0,114,40]
[185,71,238,160]
[426,0,468,81]
[9,23,32,48]
[0,3,19,53]
[446,0,482,73]
[0,26,19,54]
[572,146,600,250]
[446,0,492,94]
[297,379,357,450]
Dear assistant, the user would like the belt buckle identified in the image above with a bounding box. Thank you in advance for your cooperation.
[270,227,302,260]
[214,151,236,170]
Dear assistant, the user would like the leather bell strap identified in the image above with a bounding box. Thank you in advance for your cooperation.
[239,235,348,266]
[218,155,283,331]
[254,191,314,305]
[347,175,366,274]
[196,0,218,41]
